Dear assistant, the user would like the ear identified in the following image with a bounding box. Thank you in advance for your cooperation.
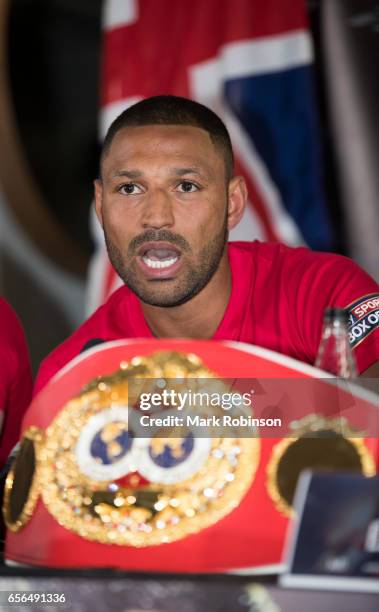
[94,179,104,227]
[227,176,248,230]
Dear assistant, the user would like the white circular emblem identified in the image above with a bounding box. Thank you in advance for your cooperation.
[75,406,137,481]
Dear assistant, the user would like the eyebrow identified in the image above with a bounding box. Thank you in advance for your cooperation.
[171,167,203,176]
[113,170,143,179]
[112,167,206,180]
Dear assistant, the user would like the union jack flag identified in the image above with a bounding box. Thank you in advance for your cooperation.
[87,0,333,312]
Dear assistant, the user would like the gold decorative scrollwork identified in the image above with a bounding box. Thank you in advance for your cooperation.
[4,351,260,546]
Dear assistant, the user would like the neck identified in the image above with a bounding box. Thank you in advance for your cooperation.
[140,254,231,339]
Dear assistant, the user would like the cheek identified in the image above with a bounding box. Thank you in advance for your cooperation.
[195,202,227,239]
[178,192,225,230]
[103,202,138,238]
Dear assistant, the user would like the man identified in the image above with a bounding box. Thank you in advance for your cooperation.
[0,298,33,467]
[34,95,379,393]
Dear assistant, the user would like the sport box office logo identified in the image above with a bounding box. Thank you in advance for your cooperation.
[347,293,379,348]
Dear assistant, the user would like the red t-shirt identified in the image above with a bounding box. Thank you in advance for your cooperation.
[0,299,33,466]
[34,242,379,394]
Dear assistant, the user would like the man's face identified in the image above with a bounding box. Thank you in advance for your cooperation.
[96,124,240,307]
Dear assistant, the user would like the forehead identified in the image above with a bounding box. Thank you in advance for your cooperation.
[102,124,225,177]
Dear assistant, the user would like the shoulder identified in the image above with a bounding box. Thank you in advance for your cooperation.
[251,240,379,321]
[270,243,379,325]
[274,244,378,299]
[0,298,30,369]
[34,286,129,394]
[228,242,379,371]
[0,298,25,343]
[0,298,31,420]
[228,240,374,285]
[227,240,334,269]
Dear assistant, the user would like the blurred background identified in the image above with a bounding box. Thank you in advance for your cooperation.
[0,0,378,374]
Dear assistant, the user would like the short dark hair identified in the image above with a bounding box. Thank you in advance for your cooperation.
[101,95,234,180]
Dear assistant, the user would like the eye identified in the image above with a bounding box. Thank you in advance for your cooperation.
[177,181,199,193]
[118,183,143,195]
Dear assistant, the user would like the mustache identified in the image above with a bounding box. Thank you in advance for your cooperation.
[128,230,191,255]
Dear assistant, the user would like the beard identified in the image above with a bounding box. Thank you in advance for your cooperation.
[103,220,228,308]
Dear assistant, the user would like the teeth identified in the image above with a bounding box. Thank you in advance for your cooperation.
[142,256,178,269]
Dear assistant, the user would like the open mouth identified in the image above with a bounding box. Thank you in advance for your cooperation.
[137,242,183,277]
[142,248,179,269]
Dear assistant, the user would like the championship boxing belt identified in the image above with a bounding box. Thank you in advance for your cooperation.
[4,339,379,572]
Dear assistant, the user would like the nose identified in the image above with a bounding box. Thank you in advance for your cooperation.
[141,188,175,230]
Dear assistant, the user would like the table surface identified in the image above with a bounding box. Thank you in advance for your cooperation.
[0,568,377,612]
